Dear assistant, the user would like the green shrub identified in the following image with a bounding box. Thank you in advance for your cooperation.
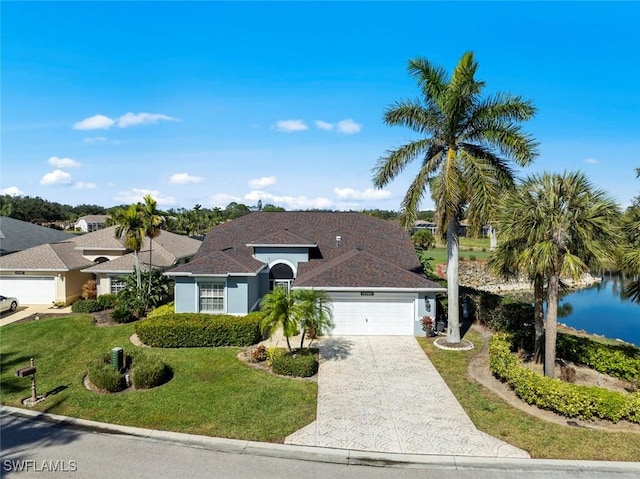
[135,312,263,348]
[97,294,118,310]
[271,350,318,377]
[71,299,102,314]
[557,334,640,382]
[131,351,170,389]
[87,355,124,392]
[469,254,477,261]
[489,333,639,424]
[147,302,174,318]
[112,307,136,324]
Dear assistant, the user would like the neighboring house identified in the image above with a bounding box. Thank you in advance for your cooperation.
[166,212,446,336]
[412,220,437,234]
[74,215,109,232]
[0,216,74,256]
[0,226,201,304]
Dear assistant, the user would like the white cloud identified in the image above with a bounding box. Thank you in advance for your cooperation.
[40,170,73,185]
[207,193,242,208]
[336,119,362,134]
[1,186,24,196]
[169,173,205,185]
[248,176,277,189]
[275,119,308,133]
[107,182,115,188]
[117,112,177,128]
[333,187,392,201]
[585,158,599,164]
[113,188,176,206]
[73,182,97,190]
[244,190,333,209]
[83,136,108,143]
[73,114,115,130]
[315,120,334,131]
[48,156,81,168]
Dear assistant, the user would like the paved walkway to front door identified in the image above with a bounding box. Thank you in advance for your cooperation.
[285,336,529,457]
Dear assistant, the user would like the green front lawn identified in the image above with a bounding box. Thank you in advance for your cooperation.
[418,332,640,461]
[0,315,316,442]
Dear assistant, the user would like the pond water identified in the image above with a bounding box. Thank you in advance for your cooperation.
[558,276,640,347]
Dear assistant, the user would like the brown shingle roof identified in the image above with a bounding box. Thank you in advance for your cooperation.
[169,249,265,275]
[171,212,441,290]
[0,242,94,271]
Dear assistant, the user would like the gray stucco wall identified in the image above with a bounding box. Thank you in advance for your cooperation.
[227,277,249,315]
[174,277,197,313]
[414,292,437,336]
[253,247,309,272]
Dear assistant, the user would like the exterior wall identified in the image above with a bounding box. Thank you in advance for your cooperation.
[96,275,109,296]
[414,293,437,336]
[257,270,269,300]
[174,277,198,313]
[80,249,125,262]
[226,277,249,315]
[246,274,261,312]
[253,247,309,273]
[63,270,93,304]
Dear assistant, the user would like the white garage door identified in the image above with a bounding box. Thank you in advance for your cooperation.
[1,277,56,304]
[331,299,415,335]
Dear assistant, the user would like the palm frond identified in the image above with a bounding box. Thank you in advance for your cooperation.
[372,138,439,187]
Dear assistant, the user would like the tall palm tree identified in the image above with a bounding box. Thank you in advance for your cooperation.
[139,195,165,294]
[294,289,334,349]
[493,171,620,378]
[260,287,299,352]
[373,51,538,343]
[113,204,146,289]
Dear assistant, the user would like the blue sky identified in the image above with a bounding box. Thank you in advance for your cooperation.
[2,1,639,212]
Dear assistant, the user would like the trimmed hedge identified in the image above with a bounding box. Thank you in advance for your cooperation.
[557,334,640,383]
[71,299,103,314]
[135,312,263,348]
[132,351,170,389]
[146,302,175,319]
[271,350,318,377]
[489,333,640,424]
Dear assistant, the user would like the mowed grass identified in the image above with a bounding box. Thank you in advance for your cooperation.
[418,331,640,461]
[0,315,316,443]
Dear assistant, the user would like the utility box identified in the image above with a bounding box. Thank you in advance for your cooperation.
[111,347,124,372]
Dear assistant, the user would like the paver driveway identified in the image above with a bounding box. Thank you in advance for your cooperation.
[286,336,528,457]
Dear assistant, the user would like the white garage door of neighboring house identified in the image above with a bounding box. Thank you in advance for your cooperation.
[1,277,56,304]
[330,298,415,335]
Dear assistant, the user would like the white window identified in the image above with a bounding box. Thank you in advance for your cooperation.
[199,283,224,312]
[110,277,127,294]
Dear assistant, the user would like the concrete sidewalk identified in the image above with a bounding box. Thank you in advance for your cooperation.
[0,304,72,327]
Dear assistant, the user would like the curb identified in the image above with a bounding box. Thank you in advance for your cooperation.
[2,406,639,472]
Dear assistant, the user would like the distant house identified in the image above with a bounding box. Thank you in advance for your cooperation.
[75,215,109,232]
[0,226,201,304]
[166,212,445,336]
[0,216,74,256]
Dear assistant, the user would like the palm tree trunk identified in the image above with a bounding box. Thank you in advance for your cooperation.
[533,275,544,364]
[285,335,292,352]
[489,225,497,251]
[134,250,142,290]
[544,273,560,378]
[147,239,153,295]
[299,329,306,350]
[446,218,461,343]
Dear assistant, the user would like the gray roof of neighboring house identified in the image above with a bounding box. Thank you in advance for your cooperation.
[0,242,94,271]
[167,212,443,290]
[75,214,109,224]
[70,226,128,250]
[0,216,75,255]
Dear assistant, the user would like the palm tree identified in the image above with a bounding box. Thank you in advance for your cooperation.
[373,51,538,343]
[493,171,620,378]
[260,287,299,352]
[113,204,146,289]
[139,195,165,295]
[294,289,334,349]
[619,167,640,303]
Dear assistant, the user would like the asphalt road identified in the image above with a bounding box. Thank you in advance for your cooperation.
[1,413,638,479]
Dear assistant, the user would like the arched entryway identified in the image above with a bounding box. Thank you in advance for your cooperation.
[269,263,294,292]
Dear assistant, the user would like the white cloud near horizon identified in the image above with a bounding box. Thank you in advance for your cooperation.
[585,158,599,164]
[207,193,242,208]
[73,181,97,190]
[1,186,24,196]
[83,136,108,143]
[73,112,177,130]
[113,188,176,206]
[169,173,205,185]
[248,176,277,189]
[244,190,333,209]
[40,170,73,186]
[48,156,80,168]
[336,119,362,134]
[315,120,334,131]
[333,187,392,201]
[73,114,115,130]
[275,119,308,133]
